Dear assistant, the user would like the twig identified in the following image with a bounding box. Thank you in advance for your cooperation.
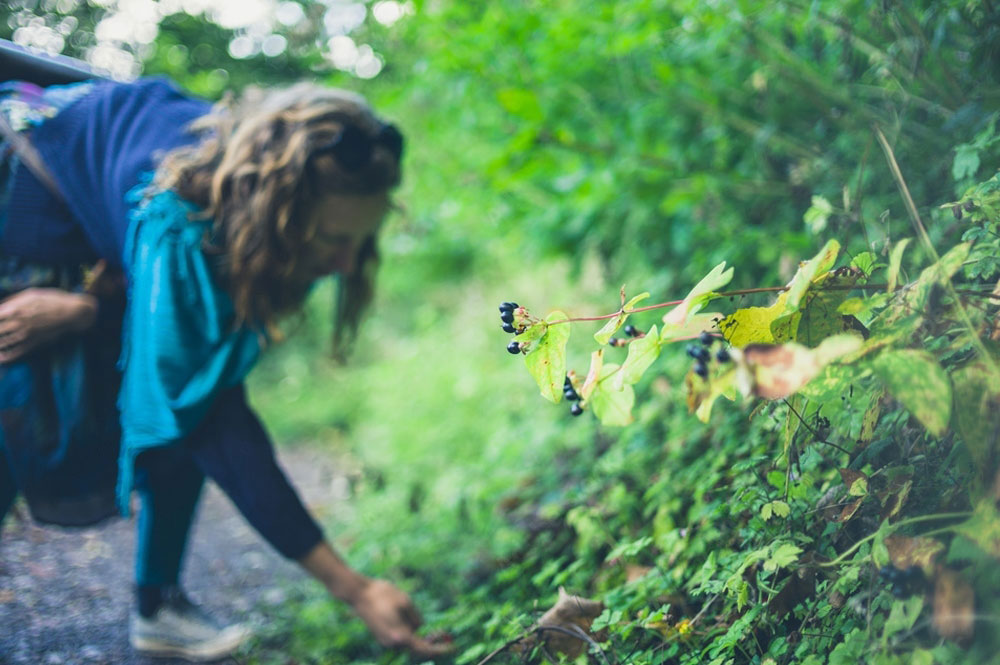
[873,125,1000,381]
[690,593,720,626]
[783,398,851,456]
[814,511,974,569]
[475,625,612,665]
[546,283,999,325]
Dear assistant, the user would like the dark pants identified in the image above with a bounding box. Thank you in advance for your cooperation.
[2,384,324,588]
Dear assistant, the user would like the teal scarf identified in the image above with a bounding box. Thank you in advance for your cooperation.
[117,183,262,514]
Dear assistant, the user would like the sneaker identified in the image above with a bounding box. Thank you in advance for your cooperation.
[129,586,250,661]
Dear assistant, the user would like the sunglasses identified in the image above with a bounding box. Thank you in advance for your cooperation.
[312,121,404,171]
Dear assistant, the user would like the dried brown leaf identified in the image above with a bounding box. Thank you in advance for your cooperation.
[885,535,944,574]
[933,569,975,641]
[532,587,605,659]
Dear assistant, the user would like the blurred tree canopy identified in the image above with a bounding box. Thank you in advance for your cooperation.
[5,1,998,289]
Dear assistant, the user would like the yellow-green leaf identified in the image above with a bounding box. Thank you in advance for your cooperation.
[616,325,661,388]
[524,311,570,403]
[871,349,952,437]
[719,295,786,347]
[580,349,604,401]
[591,363,635,426]
[594,292,650,344]
[954,500,1000,559]
[783,239,840,313]
[663,262,734,326]
[660,312,724,343]
[951,361,1000,471]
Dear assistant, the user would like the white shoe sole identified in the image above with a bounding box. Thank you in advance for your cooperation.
[131,624,250,662]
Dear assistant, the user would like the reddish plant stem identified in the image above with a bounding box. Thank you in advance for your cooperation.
[546,283,997,326]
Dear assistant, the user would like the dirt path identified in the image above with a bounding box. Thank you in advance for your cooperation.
[0,445,347,665]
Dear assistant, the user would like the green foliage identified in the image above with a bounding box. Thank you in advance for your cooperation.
[6,2,1000,664]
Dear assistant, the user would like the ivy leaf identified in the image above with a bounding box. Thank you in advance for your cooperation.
[850,251,877,278]
[594,291,650,344]
[761,500,790,521]
[871,349,952,437]
[882,596,924,644]
[590,363,635,426]
[524,311,570,403]
[764,542,802,572]
[663,262,734,326]
[829,628,866,665]
[616,325,661,389]
[952,143,980,180]
[886,238,911,293]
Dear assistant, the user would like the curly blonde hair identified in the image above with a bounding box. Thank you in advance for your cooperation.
[155,83,401,352]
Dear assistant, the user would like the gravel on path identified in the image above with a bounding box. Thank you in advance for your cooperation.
[0,445,348,665]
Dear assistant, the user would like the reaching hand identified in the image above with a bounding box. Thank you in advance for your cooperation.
[351,578,454,659]
[0,288,97,363]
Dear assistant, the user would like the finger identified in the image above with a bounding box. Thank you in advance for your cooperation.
[0,343,27,364]
[406,635,456,659]
[0,329,28,347]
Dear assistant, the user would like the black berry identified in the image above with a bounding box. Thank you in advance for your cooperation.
[699,332,714,347]
[687,345,710,363]
[564,387,579,401]
[963,200,976,212]
[500,310,514,324]
[499,302,518,312]
[694,362,708,378]
[570,402,584,416]
[716,348,731,363]
[564,375,573,387]
[624,324,639,337]
[506,341,521,355]
[952,204,963,220]
[502,322,516,333]
[609,337,624,347]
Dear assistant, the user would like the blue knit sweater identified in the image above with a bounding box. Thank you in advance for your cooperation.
[4,77,210,266]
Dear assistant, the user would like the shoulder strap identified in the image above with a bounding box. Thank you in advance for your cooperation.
[0,112,64,204]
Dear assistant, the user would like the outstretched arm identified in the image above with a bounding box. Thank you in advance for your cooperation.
[187,385,452,659]
[299,541,452,658]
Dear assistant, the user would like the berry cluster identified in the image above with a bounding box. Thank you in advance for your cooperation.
[879,565,926,598]
[564,375,583,416]
[686,332,729,378]
[499,301,523,354]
